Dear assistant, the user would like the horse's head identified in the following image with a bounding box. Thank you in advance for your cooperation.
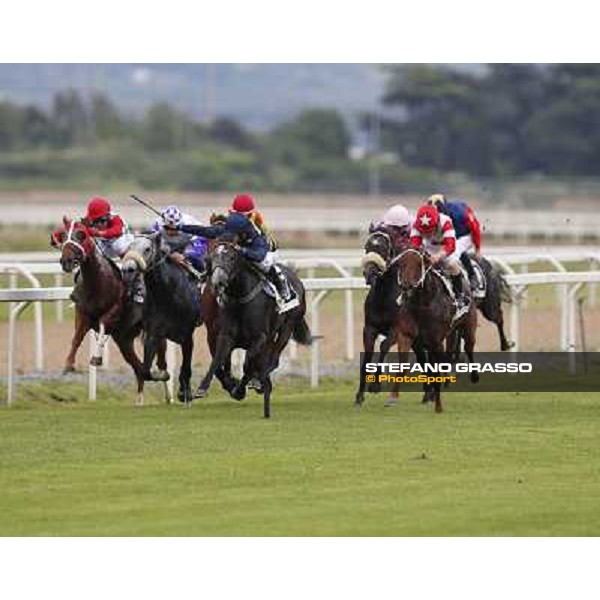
[121,233,160,282]
[209,235,242,299]
[361,229,393,286]
[53,219,95,273]
[395,248,430,294]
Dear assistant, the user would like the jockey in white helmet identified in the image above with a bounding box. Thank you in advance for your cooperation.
[372,204,412,252]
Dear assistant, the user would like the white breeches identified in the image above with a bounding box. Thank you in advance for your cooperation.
[449,235,475,260]
[97,233,134,259]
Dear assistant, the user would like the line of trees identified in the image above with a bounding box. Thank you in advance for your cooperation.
[377,64,600,177]
[0,64,599,193]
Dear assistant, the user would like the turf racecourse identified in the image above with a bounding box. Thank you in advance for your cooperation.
[1,379,599,536]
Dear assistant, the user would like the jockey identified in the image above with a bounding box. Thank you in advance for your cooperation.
[229,193,278,251]
[151,205,208,276]
[377,204,412,251]
[178,194,294,309]
[427,193,481,289]
[77,196,143,304]
[82,197,134,260]
[409,204,470,310]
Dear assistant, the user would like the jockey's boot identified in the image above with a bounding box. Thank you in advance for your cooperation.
[460,252,478,290]
[451,273,470,309]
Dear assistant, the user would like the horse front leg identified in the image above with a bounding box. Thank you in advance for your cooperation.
[355,324,377,407]
[155,337,172,403]
[178,336,194,404]
[195,333,235,398]
[231,333,268,402]
[64,308,90,373]
[89,322,109,367]
[429,346,445,413]
[113,333,146,406]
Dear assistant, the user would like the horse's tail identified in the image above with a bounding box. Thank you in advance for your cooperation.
[292,316,314,346]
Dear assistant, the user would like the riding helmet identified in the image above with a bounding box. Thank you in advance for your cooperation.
[85,197,112,222]
[231,194,255,215]
[415,205,439,234]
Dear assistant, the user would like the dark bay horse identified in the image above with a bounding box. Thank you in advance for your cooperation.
[356,229,426,407]
[122,233,202,404]
[51,218,158,405]
[389,248,478,412]
[195,238,312,418]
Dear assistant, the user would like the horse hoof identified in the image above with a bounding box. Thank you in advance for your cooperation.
[231,385,247,401]
[63,365,76,375]
[435,405,443,413]
[501,341,516,351]
[90,356,103,367]
[470,372,480,384]
[248,379,263,393]
[384,396,398,407]
[193,387,209,399]
[151,369,170,382]
[178,388,192,404]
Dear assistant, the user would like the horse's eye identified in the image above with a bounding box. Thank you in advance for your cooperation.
[73,230,86,242]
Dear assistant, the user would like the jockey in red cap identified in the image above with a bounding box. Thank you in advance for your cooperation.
[79,197,142,302]
[180,193,297,312]
[410,204,470,310]
[427,193,482,290]
[82,197,134,260]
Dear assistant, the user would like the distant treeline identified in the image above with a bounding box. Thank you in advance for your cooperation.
[0,64,598,193]
[378,64,600,177]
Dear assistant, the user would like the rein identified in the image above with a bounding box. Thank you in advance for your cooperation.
[63,221,87,256]
[392,248,430,290]
[211,242,265,306]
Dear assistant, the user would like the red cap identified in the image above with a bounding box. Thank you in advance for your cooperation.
[231,194,255,214]
[86,197,111,222]
[415,205,439,234]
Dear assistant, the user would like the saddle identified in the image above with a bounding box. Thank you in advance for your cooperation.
[246,261,300,313]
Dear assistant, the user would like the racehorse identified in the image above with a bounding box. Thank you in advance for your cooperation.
[51,218,163,405]
[356,229,427,407]
[389,248,479,412]
[194,237,312,418]
[122,233,202,403]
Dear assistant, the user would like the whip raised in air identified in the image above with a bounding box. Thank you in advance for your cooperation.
[130,194,163,218]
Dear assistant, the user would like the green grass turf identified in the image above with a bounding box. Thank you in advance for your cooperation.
[1,379,600,536]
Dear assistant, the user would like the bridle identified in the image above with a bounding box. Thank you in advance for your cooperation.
[210,241,265,306]
[392,248,430,291]
[63,221,88,258]
[364,230,393,264]
[123,235,168,275]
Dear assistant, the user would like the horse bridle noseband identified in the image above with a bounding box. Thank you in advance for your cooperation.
[365,231,393,263]
[63,221,87,258]
[392,248,430,290]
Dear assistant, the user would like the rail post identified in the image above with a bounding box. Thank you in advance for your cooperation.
[310,290,330,388]
[5,301,30,406]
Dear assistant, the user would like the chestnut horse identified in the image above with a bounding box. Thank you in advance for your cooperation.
[51,218,169,405]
